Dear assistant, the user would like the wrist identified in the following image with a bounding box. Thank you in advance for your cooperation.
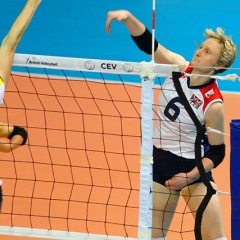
[186,170,200,183]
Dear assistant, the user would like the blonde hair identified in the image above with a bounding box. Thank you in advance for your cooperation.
[204,28,237,74]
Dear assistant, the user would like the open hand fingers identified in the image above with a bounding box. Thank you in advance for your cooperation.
[105,11,129,33]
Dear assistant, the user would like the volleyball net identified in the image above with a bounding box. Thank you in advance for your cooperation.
[0,54,239,240]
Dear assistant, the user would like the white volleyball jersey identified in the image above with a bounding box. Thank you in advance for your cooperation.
[153,62,223,159]
[0,77,4,105]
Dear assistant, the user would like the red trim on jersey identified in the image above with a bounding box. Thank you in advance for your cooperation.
[199,81,223,112]
[181,62,223,113]
[170,62,192,80]
[181,62,193,77]
[170,62,223,113]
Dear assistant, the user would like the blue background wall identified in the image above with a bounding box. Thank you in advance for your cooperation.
[1,0,240,92]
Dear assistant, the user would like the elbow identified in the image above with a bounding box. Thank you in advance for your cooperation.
[204,143,225,168]
[1,35,18,51]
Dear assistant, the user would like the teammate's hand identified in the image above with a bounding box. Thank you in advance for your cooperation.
[105,10,129,33]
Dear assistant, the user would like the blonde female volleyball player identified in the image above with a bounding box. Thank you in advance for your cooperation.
[105,10,237,240]
[0,0,41,212]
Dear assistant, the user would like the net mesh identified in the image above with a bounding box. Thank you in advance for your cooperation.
[0,68,142,239]
[0,55,237,240]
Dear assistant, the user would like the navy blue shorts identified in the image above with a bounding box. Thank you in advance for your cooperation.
[153,146,214,190]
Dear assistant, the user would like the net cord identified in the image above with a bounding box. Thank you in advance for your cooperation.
[184,72,240,81]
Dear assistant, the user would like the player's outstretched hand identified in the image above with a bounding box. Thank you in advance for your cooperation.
[105,10,130,33]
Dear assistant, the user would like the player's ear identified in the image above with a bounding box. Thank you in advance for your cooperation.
[214,60,225,72]
[214,65,224,72]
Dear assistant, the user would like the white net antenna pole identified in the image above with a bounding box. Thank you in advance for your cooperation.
[151,0,156,62]
[138,2,157,239]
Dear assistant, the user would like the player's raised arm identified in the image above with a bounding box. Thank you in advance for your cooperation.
[105,9,186,69]
[0,0,41,88]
